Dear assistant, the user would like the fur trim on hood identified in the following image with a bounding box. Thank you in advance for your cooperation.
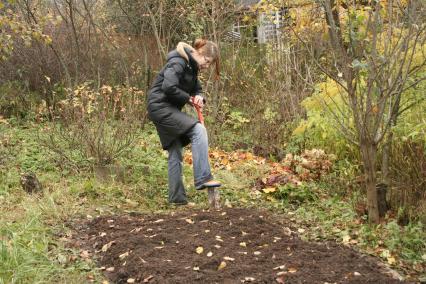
[176,42,195,62]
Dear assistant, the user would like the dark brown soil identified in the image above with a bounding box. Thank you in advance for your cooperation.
[71,208,405,284]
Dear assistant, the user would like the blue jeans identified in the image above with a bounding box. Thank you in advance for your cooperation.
[167,123,213,203]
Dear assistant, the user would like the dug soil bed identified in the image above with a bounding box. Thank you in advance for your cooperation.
[71,207,405,283]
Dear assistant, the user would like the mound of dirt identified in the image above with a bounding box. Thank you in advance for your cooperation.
[71,208,404,283]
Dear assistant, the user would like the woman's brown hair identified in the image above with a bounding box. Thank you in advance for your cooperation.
[193,39,220,79]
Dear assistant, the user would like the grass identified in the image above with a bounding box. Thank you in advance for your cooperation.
[0,120,425,283]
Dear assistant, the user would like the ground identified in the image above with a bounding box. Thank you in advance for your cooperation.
[70,207,404,284]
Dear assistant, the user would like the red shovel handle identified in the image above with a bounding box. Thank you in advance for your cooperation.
[191,97,204,125]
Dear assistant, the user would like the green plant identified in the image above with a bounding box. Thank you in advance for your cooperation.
[273,182,318,204]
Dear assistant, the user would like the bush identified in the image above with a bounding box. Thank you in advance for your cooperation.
[0,81,38,118]
[41,83,147,170]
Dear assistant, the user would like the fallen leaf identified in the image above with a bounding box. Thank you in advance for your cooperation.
[223,256,235,261]
[185,219,194,224]
[262,187,276,193]
[297,228,305,233]
[127,279,135,283]
[207,252,213,257]
[387,256,396,265]
[106,267,115,272]
[214,245,221,249]
[102,241,115,252]
[100,232,107,237]
[80,250,90,259]
[119,251,130,260]
[240,242,247,247]
[288,268,297,273]
[253,251,261,255]
[196,247,204,254]
[283,228,292,236]
[193,266,200,271]
[217,261,227,270]
[276,276,285,283]
[153,219,164,223]
[57,254,67,265]
[342,234,351,245]
[143,275,154,283]
[354,272,361,276]
[273,265,286,270]
[244,277,256,282]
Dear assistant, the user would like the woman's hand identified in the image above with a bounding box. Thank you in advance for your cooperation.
[190,95,204,109]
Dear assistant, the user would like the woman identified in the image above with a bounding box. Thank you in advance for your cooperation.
[147,39,221,205]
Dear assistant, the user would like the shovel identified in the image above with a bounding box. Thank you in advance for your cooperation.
[192,99,221,209]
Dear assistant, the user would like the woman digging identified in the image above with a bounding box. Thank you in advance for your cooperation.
[147,39,221,205]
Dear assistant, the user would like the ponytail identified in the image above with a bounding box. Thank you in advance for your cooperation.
[193,38,207,50]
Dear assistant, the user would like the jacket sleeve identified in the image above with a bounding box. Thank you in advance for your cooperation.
[161,59,190,106]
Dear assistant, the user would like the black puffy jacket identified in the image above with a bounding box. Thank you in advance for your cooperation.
[147,46,202,150]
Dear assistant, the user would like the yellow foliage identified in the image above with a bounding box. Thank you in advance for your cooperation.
[292,120,308,135]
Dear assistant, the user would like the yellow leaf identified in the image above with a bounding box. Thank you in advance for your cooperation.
[239,242,247,247]
[288,267,298,273]
[217,261,227,270]
[342,235,351,245]
[185,219,194,224]
[196,247,204,254]
[262,187,276,193]
[387,256,396,265]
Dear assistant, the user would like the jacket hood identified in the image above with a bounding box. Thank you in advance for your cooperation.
[176,42,195,62]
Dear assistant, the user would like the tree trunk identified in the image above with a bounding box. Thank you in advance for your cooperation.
[361,141,380,223]
[381,131,392,186]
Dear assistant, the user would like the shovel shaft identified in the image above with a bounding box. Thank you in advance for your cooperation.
[194,105,204,125]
